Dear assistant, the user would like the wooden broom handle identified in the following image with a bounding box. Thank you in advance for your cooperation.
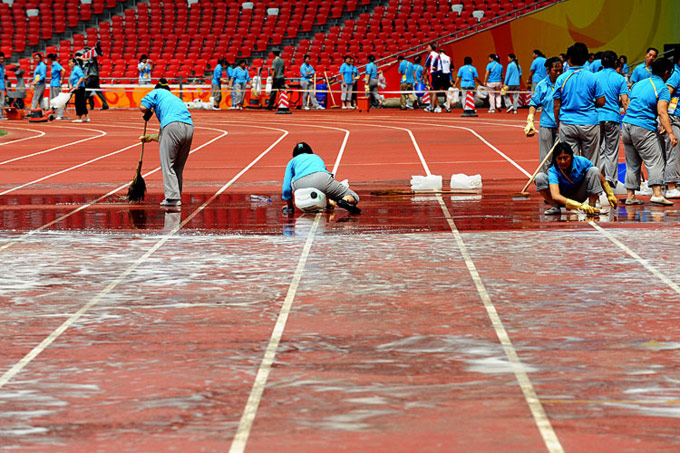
[520,138,560,193]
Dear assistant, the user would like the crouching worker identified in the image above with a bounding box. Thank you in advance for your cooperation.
[139,78,194,208]
[535,142,618,215]
[282,142,361,215]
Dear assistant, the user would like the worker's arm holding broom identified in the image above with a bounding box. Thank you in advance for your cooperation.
[139,106,158,142]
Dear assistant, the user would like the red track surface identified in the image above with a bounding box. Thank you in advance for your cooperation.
[1,109,680,452]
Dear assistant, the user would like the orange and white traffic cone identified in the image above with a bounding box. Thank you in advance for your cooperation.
[276,90,292,114]
[461,91,478,117]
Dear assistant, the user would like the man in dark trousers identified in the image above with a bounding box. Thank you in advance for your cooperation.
[77,44,109,110]
[267,49,285,110]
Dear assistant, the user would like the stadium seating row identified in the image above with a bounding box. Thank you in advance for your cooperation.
[2,0,560,84]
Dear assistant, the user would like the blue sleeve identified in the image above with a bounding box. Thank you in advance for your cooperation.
[530,60,538,72]
[594,77,605,98]
[619,78,629,96]
[548,166,559,185]
[552,75,564,100]
[141,91,155,110]
[282,160,295,200]
[529,83,543,107]
[473,68,478,78]
[660,85,671,103]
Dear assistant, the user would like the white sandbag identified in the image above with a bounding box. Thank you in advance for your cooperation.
[50,92,71,109]
[294,187,327,212]
[450,173,482,190]
[410,175,442,191]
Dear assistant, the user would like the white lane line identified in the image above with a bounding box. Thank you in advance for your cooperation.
[435,195,564,453]
[229,214,321,453]
[422,120,680,294]
[0,127,228,252]
[0,126,106,166]
[0,127,286,390]
[200,119,351,176]
[588,222,680,294]
[0,126,46,146]
[218,120,350,452]
[0,142,137,196]
[381,123,563,453]
[272,118,433,176]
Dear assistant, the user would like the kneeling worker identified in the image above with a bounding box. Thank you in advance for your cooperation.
[535,142,618,215]
[282,142,360,214]
[139,78,194,208]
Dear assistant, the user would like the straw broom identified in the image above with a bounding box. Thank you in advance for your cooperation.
[127,121,148,202]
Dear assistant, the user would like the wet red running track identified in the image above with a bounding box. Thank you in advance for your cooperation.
[1,109,680,452]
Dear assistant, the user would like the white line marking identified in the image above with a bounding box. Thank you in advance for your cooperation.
[0,127,286,389]
[436,195,564,453]
[0,126,106,166]
[391,122,564,452]
[0,126,46,146]
[0,127,228,252]
[229,214,321,453]
[588,221,680,294]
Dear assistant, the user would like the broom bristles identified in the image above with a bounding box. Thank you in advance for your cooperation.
[127,169,146,202]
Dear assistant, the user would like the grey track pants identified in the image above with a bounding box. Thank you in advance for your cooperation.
[159,121,194,200]
[599,121,621,186]
[535,166,603,202]
[622,122,665,190]
[665,115,680,185]
[291,171,359,203]
[559,122,600,168]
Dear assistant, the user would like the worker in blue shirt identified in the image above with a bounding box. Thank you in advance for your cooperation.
[412,55,425,108]
[596,51,629,188]
[664,47,680,199]
[619,55,630,81]
[230,60,250,110]
[0,51,5,120]
[339,55,354,109]
[535,142,617,215]
[503,53,521,113]
[454,56,481,110]
[68,57,88,122]
[139,79,194,208]
[630,47,658,84]
[622,58,677,206]
[31,53,47,109]
[484,54,503,113]
[553,42,605,168]
[46,53,65,120]
[398,55,416,110]
[365,54,381,108]
[525,57,563,174]
[211,58,229,110]
[300,54,322,110]
[282,142,360,215]
[589,52,603,73]
[529,49,547,91]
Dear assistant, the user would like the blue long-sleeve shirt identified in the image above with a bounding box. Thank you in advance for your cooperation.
[504,61,520,86]
[282,153,329,201]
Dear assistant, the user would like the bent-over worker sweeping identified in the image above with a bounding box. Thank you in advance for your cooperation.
[139,78,194,208]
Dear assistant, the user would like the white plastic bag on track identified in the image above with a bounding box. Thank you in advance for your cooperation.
[50,92,71,109]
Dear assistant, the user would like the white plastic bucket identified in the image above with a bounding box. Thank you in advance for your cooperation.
[294,187,327,212]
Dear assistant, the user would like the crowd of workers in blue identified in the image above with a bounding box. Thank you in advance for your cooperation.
[2,41,678,219]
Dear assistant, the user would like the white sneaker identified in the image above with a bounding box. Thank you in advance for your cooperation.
[55,116,64,120]
[434,106,442,113]
[303,106,310,110]
[160,199,182,207]
[342,105,347,109]
[664,188,680,198]
[314,105,324,110]
[488,109,496,113]
[72,119,83,123]
[212,106,221,110]
[84,118,91,122]
[0,117,7,120]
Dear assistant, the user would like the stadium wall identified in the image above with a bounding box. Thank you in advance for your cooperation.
[383,0,678,95]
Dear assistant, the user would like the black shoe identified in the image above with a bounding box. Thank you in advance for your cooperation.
[337,199,361,214]
[102,105,109,110]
